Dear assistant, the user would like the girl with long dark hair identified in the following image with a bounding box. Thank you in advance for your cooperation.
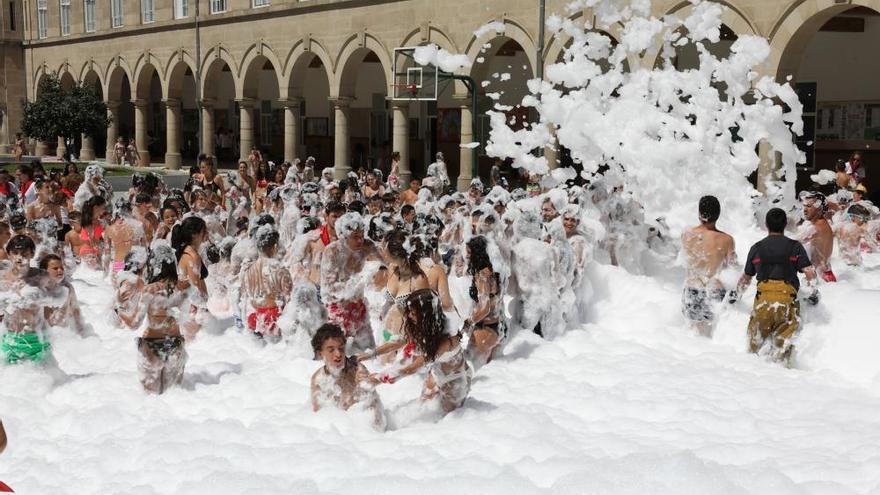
[171,216,209,339]
[365,289,471,414]
[380,230,430,355]
[464,235,504,368]
[197,156,225,209]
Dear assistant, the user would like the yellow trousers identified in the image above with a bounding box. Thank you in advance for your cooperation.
[747,280,801,363]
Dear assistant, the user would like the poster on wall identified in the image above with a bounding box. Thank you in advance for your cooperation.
[845,103,866,140]
[437,109,461,143]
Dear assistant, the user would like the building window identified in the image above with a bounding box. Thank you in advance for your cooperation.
[59,0,71,35]
[141,0,153,23]
[210,0,226,14]
[36,0,47,38]
[174,0,187,18]
[252,0,269,7]
[8,1,16,31]
[83,0,95,32]
[111,0,123,27]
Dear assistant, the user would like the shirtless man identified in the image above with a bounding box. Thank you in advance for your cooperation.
[836,203,879,266]
[104,199,146,277]
[797,191,835,282]
[25,179,62,227]
[39,254,86,335]
[306,202,346,290]
[399,178,420,206]
[680,196,736,337]
[0,236,57,366]
[320,212,380,353]
[310,323,385,430]
[240,225,293,340]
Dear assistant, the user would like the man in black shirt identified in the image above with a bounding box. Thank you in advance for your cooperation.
[732,208,819,365]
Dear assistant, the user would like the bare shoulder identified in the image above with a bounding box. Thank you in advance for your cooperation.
[310,367,322,385]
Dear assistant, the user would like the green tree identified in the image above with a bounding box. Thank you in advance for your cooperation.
[21,73,110,145]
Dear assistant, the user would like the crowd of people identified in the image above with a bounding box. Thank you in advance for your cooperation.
[0,147,878,430]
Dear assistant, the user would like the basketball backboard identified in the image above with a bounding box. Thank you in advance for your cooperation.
[392,47,440,101]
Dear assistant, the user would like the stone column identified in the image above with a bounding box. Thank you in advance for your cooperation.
[391,101,411,186]
[105,101,120,162]
[56,136,66,158]
[281,97,302,164]
[331,97,353,180]
[200,99,215,156]
[457,103,474,191]
[0,110,9,154]
[133,99,150,166]
[237,98,255,162]
[80,134,96,161]
[35,141,48,157]
[545,124,559,170]
[756,140,776,195]
[164,98,182,169]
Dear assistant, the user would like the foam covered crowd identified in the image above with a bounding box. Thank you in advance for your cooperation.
[0,150,877,430]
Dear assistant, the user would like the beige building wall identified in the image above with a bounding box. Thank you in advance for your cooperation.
[7,0,880,186]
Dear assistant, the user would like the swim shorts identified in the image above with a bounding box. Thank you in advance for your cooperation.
[2,332,51,365]
[681,287,726,322]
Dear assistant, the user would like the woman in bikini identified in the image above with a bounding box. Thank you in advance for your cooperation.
[113,247,148,330]
[366,289,471,414]
[171,216,209,340]
[463,235,504,369]
[134,244,189,394]
[198,156,225,209]
[78,196,107,270]
[362,169,385,199]
[105,198,146,278]
[373,230,430,362]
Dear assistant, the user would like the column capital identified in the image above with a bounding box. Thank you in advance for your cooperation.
[163,98,181,108]
[105,100,120,110]
[199,98,216,108]
[329,96,354,108]
[236,98,257,108]
[131,98,149,108]
[279,97,304,109]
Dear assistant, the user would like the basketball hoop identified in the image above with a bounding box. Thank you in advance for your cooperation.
[392,48,439,101]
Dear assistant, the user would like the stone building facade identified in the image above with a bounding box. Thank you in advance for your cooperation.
[3,0,880,188]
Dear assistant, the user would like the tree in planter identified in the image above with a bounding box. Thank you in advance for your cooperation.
[21,73,110,160]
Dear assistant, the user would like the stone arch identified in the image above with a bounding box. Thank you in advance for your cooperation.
[103,56,135,101]
[397,24,460,55]
[332,31,394,97]
[162,49,198,100]
[200,45,240,100]
[282,39,333,99]
[238,42,283,100]
[394,24,460,91]
[642,0,759,68]
[32,63,50,98]
[78,59,105,89]
[542,22,636,73]
[132,54,163,99]
[463,16,538,78]
[56,61,77,89]
[766,0,880,82]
